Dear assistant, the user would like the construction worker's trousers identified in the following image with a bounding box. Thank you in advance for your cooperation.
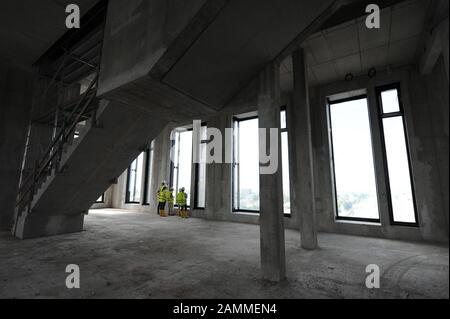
[157,201,166,214]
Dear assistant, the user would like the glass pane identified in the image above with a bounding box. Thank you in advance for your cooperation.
[128,158,137,200]
[146,147,154,204]
[233,121,239,210]
[200,125,208,141]
[177,130,193,198]
[173,167,179,193]
[381,89,400,114]
[130,152,144,202]
[172,132,180,165]
[281,132,290,214]
[382,117,416,223]
[238,118,260,210]
[329,98,380,220]
[196,143,207,208]
[280,110,287,130]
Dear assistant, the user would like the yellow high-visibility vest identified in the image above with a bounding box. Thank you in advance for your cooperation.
[165,189,174,204]
[176,192,187,205]
[158,186,167,203]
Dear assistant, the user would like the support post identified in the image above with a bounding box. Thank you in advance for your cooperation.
[290,49,318,250]
[258,62,286,282]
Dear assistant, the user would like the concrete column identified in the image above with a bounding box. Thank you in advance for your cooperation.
[258,62,286,282]
[0,63,33,230]
[205,115,232,220]
[290,49,318,250]
[150,125,172,212]
[442,19,449,81]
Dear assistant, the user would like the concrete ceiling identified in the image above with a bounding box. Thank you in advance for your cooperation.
[0,0,99,67]
[162,0,335,110]
[280,0,432,91]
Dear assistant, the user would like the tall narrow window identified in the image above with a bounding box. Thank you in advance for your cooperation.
[233,115,260,212]
[194,125,207,209]
[143,141,155,205]
[126,152,145,203]
[280,108,291,215]
[377,85,417,225]
[171,129,193,205]
[328,95,380,221]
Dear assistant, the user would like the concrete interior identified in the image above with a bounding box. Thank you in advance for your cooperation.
[0,0,448,298]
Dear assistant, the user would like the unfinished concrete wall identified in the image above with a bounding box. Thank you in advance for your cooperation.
[407,58,449,241]
[425,57,449,231]
[310,65,448,243]
[0,63,33,230]
[107,62,448,243]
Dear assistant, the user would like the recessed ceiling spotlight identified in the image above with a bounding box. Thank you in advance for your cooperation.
[368,67,377,78]
[345,73,353,82]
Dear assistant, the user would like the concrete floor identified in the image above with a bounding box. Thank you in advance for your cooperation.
[0,209,448,299]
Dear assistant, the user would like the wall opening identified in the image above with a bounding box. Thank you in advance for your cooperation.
[125,151,145,204]
[328,94,380,222]
[376,84,418,226]
[170,128,193,206]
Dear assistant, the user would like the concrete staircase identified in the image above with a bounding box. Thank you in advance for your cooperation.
[13,99,168,239]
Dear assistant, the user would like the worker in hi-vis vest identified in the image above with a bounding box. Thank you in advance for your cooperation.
[157,181,168,216]
[165,187,175,216]
[176,187,188,218]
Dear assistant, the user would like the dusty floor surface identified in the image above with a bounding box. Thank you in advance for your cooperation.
[0,209,448,299]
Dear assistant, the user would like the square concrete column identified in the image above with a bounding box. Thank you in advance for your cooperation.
[258,62,286,282]
[289,49,318,250]
[442,19,449,81]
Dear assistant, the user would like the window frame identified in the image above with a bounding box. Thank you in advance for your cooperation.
[232,110,292,217]
[280,106,291,217]
[232,115,260,214]
[125,153,144,204]
[142,142,155,206]
[170,127,194,208]
[194,123,208,210]
[375,83,419,227]
[327,94,381,223]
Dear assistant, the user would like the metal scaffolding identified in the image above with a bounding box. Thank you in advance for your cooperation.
[15,0,108,222]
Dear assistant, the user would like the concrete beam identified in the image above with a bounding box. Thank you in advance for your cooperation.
[257,62,286,282]
[420,18,449,77]
[290,49,318,250]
